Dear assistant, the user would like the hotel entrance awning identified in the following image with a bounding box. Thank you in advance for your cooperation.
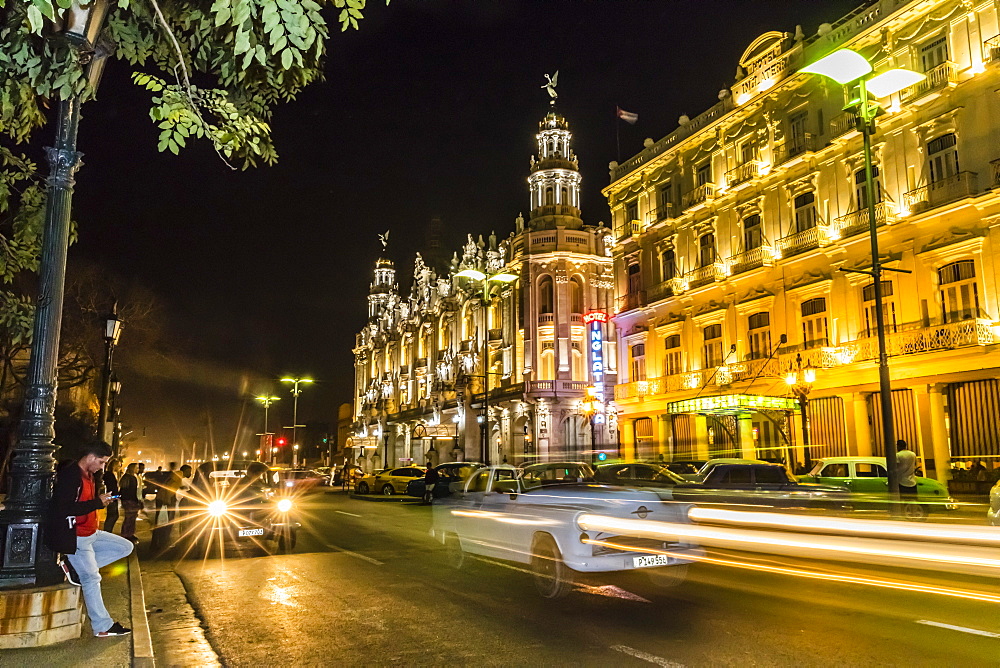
[665,393,799,416]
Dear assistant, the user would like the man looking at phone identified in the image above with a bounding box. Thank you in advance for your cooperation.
[46,440,134,637]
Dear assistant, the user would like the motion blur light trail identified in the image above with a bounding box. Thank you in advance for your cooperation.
[688,508,1000,546]
[585,537,1000,605]
[577,514,1000,577]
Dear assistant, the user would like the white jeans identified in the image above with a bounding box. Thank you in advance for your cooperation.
[66,530,134,634]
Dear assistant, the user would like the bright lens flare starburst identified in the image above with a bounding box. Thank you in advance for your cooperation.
[207,500,229,517]
[277,498,293,513]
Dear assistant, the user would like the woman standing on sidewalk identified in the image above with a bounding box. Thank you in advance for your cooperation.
[102,460,121,533]
[119,463,142,543]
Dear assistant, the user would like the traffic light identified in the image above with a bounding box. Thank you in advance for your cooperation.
[277,437,287,447]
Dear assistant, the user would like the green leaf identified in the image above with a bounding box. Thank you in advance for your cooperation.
[281,47,293,70]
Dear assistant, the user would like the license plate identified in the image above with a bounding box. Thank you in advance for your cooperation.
[238,528,264,537]
[633,554,670,568]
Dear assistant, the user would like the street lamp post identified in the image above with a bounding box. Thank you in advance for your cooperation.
[454,268,518,466]
[97,305,123,443]
[799,50,924,504]
[0,2,115,587]
[784,354,816,469]
[281,377,313,468]
[255,395,280,465]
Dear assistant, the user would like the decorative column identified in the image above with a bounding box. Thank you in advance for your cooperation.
[847,392,873,457]
[620,418,637,461]
[656,414,672,461]
[738,414,757,459]
[927,384,952,482]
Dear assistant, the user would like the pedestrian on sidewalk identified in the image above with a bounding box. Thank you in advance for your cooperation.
[896,439,918,497]
[119,463,142,543]
[423,462,439,505]
[45,440,133,637]
[151,462,182,550]
[102,459,121,533]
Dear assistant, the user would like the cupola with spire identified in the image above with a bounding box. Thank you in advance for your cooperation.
[527,111,583,230]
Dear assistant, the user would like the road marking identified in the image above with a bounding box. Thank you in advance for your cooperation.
[611,645,684,667]
[335,510,361,517]
[470,557,649,602]
[916,620,1000,639]
[324,543,384,565]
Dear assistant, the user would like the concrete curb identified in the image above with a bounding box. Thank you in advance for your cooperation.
[128,551,155,667]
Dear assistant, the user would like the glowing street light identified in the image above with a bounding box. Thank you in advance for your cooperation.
[799,49,923,504]
[256,395,281,465]
[454,269,519,465]
[281,377,313,467]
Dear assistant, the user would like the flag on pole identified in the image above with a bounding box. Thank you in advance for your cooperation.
[616,106,638,124]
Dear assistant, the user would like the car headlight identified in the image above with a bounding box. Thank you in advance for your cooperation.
[276,498,293,513]
[207,500,228,517]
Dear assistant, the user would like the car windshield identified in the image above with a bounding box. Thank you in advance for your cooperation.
[521,463,595,486]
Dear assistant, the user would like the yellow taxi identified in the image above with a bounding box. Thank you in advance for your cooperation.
[355,466,426,496]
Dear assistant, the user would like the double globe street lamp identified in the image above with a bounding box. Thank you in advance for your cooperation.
[96,305,123,444]
[281,377,313,467]
[454,268,518,465]
[255,395,280,465]
[799,49,924,502]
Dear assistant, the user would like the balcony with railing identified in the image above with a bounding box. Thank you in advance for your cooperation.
[834,201,895,238]
[902,172,979,214]
[538,313,555,325]
[991,159,1000,187]
[569,313,584,323]
[988,34,1000,63]
[900,61,957,103]
[682,183,717,210]
[617,291,646,313]
[645,203,674,225]
[776,226,821,257]
[647,279,675,303]
[725,161,760,188]
[829,112,857,140]
[615,220,641,241]
[683,263,722,289]
[727,245,775,275]
[488,328,503,342]
[817,318,995,366]
[774,134,816,165]
[414,357,428,370]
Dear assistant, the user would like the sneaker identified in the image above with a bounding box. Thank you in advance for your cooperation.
[96,621,131,637]
[59,559,81,587]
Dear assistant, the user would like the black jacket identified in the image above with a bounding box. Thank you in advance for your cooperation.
[119,472,140,504]
[45,462,105,555]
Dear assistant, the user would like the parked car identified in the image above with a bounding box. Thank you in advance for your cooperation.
[432,465,701,599]
[271,468,327,492]
[662,460,705,476]
[797,456,956,519]
[520,461,596,486]
[988,479,1000,526]
[594,462,687,488]
[673,463,850,509]
[406,462,485,499]
[678,458,768,481]
[355,466,426,495]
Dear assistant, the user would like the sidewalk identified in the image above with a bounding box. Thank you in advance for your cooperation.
[2,549,153,668]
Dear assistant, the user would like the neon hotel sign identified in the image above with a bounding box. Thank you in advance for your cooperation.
[583,311,607,424]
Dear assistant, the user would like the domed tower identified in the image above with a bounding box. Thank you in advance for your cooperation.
[368,257,396,322]
[527,111,584,230]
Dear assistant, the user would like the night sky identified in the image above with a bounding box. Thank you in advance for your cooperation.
[65,0,861,459]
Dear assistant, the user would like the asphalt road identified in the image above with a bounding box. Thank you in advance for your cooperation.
[145,490,1000,667]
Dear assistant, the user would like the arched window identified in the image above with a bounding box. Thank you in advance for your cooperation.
[938,260,979,322]
[539,277,554,314]
[560,186,569,204]
[569,278,583,314]
[545,186,554,205]
[489,295,502,331]
[572,348,585,381]
[540,349,555,380]
[462,307,475,341]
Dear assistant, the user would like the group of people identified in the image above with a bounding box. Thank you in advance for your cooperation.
[45,442,195,639]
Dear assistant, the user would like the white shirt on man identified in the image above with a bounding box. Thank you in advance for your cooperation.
[896,449,918,487]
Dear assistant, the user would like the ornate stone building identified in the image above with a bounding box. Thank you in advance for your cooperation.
[604,0,1000,480]
[352,111,617,472]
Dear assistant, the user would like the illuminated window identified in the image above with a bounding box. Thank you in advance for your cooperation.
[625,199,638,222]
[569,278,583,314]
[927,133,959,185]
[657,182,672,209]
[539,349,555,380]
[630,343,646,382]
[794,192,817,232]
[545,186,554,205]
[660,248,676,281]
[862,281,897,336]
[747,312,771,360]
[696,162,711,187]
[702,324,723,368]
[664,334,682,376]
[572,348,585,381]
[742,214,762,251]
[938,260,980,323]
[539,277,554,314]
[788,111,808,154]
[919,35,949,72]
[855,166,883,209]
[699,232,716,268]
[800,297,829,349]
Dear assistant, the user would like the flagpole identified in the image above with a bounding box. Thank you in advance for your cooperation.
[616,113,621,163]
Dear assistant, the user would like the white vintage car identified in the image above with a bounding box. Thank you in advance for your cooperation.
[432,464,701,598]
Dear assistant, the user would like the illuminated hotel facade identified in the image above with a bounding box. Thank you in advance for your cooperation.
[604,0,1000,479]
[351,111,617,471]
